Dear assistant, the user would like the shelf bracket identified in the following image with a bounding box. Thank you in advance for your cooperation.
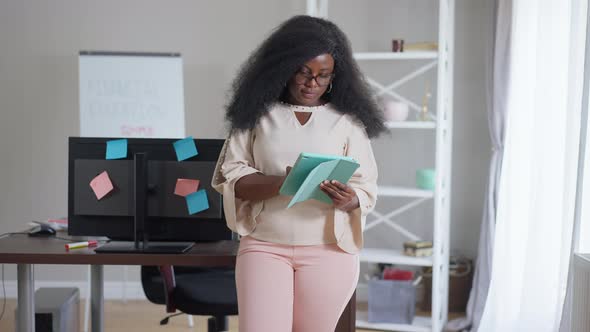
[365,60,438,119]
[369,209,421,241]
[381,60,438,92]
[366,197,431,240]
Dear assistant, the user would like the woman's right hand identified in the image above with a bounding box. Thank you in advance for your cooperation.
[281,166,292,185]
[278,166,292,190]
[234,166,292,201]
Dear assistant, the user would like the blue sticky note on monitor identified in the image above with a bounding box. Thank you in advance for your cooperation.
[106,139,127,160]
[173,136,198,161]
[186,189,209,215]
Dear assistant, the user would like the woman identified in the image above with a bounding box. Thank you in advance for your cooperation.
[212,15,384,332]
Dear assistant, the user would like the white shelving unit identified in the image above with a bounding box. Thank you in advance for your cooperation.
[354,51,439,60]
[361,248,433,266]
[385,121,436,129]
[356,314,432,332]
[378,186,435,198]
[307,1,454,332]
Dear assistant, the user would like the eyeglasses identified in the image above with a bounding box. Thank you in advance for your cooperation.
[293,71,334,87]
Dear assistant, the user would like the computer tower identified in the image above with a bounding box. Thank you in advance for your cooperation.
[15,287,80,332]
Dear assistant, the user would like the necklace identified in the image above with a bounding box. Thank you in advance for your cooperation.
[279,101,327,113]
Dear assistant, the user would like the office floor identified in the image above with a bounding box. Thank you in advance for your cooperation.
[0,299,463,331]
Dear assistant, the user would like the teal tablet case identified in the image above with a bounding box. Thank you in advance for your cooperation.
[279,152,360,208]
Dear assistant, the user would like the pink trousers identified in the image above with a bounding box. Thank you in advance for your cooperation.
[235,235,359,332]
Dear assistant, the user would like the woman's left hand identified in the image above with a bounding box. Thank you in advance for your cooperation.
[320,180,359,212]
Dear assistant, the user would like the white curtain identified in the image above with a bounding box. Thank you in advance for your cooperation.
[477,0,587,331]
[560,1,590,330]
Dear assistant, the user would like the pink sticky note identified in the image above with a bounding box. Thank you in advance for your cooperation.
[90,171,114,200]
[174,178,200,197]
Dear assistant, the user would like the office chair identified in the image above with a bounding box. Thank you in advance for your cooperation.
[141,265,238,332]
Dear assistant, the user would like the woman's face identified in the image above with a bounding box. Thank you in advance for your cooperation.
[286,53,335,106]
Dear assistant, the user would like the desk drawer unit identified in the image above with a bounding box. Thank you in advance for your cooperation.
[15,287,80,332]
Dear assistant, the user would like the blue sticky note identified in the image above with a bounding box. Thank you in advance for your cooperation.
[106,139,128,160]
[186,189,209,215]
[173,136,198,161]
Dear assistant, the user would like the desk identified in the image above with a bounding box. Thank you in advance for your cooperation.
[0,234,355,332]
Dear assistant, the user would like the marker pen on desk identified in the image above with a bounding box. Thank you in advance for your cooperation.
[65,240,98,250]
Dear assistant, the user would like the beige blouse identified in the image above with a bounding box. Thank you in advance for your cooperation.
[211,102,378,254]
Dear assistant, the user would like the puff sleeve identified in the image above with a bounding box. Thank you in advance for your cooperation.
[211,129,263,235]
[334,120,378,254]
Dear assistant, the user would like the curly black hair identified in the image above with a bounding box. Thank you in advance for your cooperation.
[225,15,385,138]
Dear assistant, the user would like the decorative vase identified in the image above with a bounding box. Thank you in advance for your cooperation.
[382,100,409,122]
[416,168,435,190]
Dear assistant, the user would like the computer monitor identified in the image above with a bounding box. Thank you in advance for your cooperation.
[68,137,231,253]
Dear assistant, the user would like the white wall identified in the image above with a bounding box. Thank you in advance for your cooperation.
[450,0,493,258]
[0,0,491,286]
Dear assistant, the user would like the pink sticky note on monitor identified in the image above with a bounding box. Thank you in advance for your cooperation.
[174,179,200,197]
[90,171,114,200]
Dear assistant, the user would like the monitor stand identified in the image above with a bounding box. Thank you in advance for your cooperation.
[94,241,194,254]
